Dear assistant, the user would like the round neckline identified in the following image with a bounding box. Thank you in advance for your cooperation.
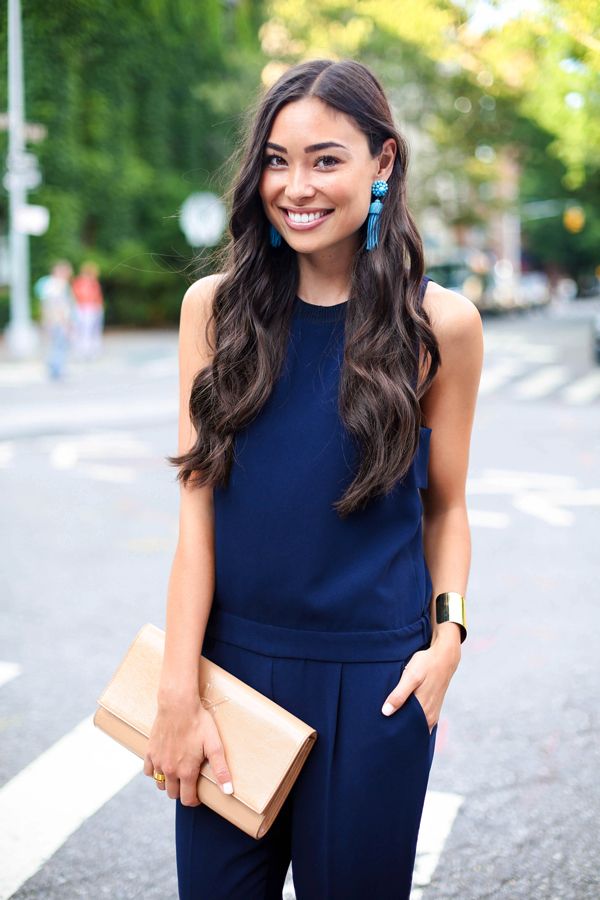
[293,295,348,322]
[292,276,429,322]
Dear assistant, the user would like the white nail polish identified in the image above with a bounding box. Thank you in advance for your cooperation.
[381,702,395,716]
[222,781,234,794]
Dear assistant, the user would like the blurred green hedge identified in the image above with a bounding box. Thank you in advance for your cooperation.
[0,0,266,326]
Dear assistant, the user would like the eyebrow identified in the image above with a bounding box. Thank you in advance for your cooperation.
[264,141,349,154]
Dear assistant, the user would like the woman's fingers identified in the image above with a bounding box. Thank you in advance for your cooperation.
[381,666,418,716]
[144,751,167,791]
[142,752,154,777]
[202,711,234,797]
[381,654,445,733]
[142,706,230,806]
[178,764,202,807]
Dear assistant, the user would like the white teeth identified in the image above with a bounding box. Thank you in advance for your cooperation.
[287,210,330,223]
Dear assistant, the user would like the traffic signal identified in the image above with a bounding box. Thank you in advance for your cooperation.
[563,205,585,233]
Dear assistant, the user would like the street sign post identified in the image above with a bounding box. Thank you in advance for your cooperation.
[3,0,43,358]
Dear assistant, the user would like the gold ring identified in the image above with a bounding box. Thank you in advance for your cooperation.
[153,770,166,783]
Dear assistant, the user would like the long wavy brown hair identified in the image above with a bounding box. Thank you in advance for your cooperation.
[167,58,440,518]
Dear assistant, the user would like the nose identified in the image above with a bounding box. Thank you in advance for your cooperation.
[283,164,317,204]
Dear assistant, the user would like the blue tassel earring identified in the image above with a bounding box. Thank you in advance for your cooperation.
[365,179,388,251]
[269,223,282,248]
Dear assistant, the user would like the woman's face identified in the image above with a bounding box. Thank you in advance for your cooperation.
[259,96,395,257]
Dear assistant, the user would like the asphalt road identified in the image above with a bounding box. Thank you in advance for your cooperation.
[1,297,599,899]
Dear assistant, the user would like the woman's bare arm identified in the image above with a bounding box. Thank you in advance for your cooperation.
[419,280,484,655]
[378,280,484,728]
[157,273,225,706]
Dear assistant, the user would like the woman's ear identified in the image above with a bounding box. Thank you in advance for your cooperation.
[377,138,397,180]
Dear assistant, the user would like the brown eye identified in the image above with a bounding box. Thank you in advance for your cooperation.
[316,156,340,168]
[263,154,285,167]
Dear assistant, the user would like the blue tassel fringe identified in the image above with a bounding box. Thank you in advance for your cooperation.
[366,199,383,251]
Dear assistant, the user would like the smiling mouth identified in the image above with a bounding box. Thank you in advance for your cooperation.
[282,208,334,224]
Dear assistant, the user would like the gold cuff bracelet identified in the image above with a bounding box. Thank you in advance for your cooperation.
[435,591,467,643]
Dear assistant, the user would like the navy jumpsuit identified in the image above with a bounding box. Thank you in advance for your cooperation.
[176,275,437,900]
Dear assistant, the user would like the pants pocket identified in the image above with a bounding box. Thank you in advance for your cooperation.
[408,690,434,738]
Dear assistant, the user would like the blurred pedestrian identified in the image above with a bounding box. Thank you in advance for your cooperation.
[35,260,77,381]
[72,261,105,360]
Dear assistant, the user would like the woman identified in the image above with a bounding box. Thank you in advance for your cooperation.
[72,261,105,361]
[144,58,483,899]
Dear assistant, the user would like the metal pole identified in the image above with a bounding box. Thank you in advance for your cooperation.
[4,0,39,358]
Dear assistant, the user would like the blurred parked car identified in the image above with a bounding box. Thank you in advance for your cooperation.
[519,271,551,307]
[577,274,600,299]
[426,261,550,313]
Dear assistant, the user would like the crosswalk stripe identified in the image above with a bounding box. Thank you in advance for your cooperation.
[0,661,22,689]
[0,362,45,387]
[513,365,570,399]
[0,716,141,899]
[561,369,600,405]
[410,790,465,897]
[75,462,137,483]
[478,360,527,396]
[0,443,14,468]
[467,509,510,528]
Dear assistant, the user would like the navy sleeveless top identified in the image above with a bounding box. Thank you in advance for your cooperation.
[204,276,433,662]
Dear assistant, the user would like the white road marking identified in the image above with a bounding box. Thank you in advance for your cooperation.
[467,469,600,527]
[0,362,45,386]
[0,715,141,900]
[0,442,14,468]
[48,432,154,470]
[468,470,578,493]
[76,462,137,483]
[513,488,600,526]
[561,369,600,405]
[513,365,570,399]
[0,661,22,689]
[410,790,465,897]
[478,359,528,396]
[510,344,557,364]
[468,509,510,528]
[483,334,558,363]
[512,492,574,526]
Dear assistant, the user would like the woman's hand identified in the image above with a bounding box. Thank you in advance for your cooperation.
[381,641,461,733]
[143,693,234,806]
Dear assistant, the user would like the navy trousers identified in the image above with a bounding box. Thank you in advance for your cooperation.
[175,632,437,900]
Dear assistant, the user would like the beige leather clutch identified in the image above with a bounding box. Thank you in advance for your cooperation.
[93,623,317,840]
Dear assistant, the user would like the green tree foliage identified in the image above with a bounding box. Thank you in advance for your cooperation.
[0,0,267,325]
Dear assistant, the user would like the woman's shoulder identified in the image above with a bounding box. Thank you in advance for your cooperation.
[421,277,482,347]
[182,271,229,320]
